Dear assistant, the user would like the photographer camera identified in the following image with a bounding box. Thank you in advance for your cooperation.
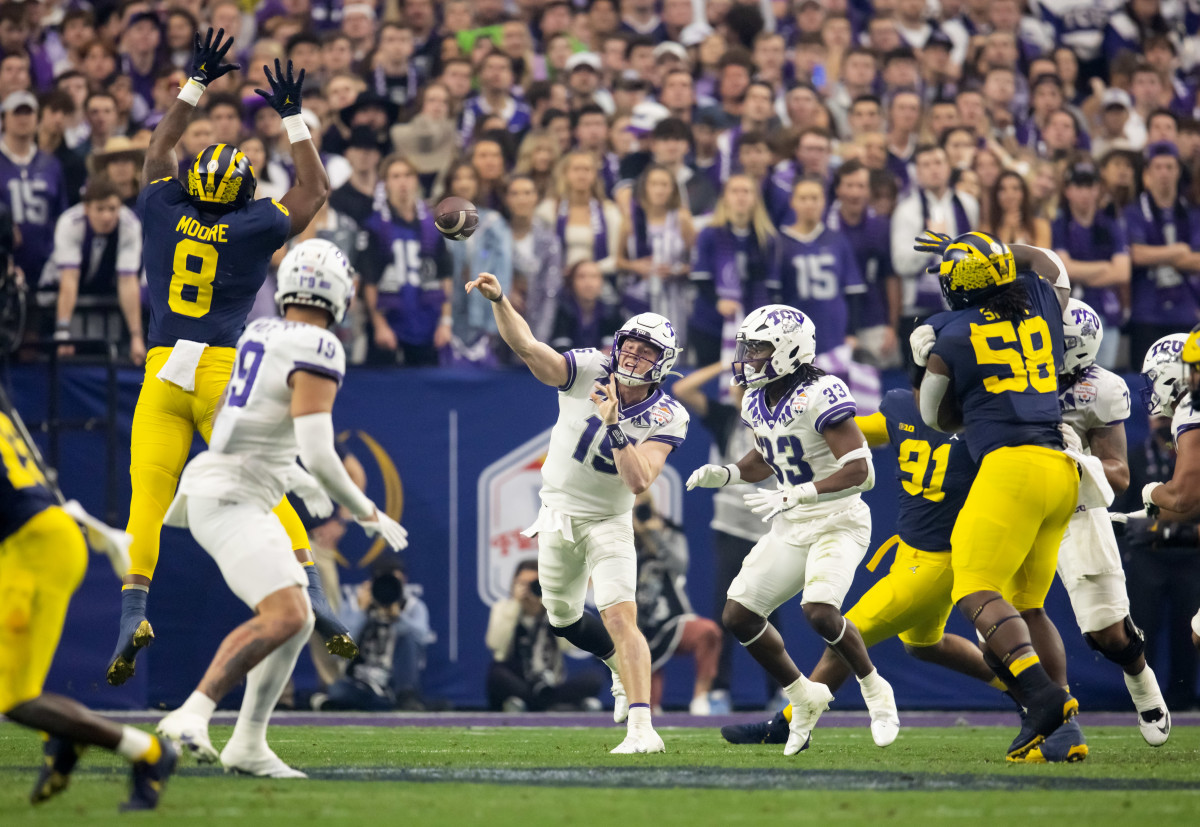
[485,560,604,712]
[314,557,433,711]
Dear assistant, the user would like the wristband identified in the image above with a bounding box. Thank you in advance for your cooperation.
[490,289,503,303]
[607,424,629,450]
[282,114,312,144]
[178,78,206,106]
[723,463,742,485]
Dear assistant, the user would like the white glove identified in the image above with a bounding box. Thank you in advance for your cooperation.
[355,509,409,551]
[910,324,936,368]
[1142,482,1164,517]
[1059,422,1083,455]
[290,469,334,519]
[1110,509,1148,525]
[687,463,738,490]
[62,499,132,578]
[743,483,818,522]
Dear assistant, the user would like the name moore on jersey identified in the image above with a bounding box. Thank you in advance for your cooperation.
[539,348,689,520]
[176,317,346,510]
[741,372,862,521]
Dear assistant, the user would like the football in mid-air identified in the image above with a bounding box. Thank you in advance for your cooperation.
[434,197,479,240]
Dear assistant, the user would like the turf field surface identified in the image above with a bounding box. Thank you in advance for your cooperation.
[1,719,1197,826]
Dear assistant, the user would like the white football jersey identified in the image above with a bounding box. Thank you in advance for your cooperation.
[741,372,861,521]
[1171,394,1200,447]
[1059,365,1131,454]
[177,317,346,509]
[540,348,689,519]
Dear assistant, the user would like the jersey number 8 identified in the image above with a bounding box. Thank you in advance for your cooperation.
[969,317,1055,395]
[169,239,219,318]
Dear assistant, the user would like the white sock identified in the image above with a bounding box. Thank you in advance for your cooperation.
[603,655,621,676]
[783,674,812,710]
[179,690,217,722]
[1124,665,1163,708]
[115,726,155,761]
[857,668,883,695]
[227,618,313,749]
[628,705,652,728]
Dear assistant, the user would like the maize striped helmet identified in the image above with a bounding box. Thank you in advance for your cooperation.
[186,143,257,212]
[938,231,1017,310]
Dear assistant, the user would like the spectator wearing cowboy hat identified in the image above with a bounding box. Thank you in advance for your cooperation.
[87,136,145,208]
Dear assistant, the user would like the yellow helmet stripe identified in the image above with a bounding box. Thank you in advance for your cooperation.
[1183,325,1200,365]
[206,143,227,198]
[214,149,242,203]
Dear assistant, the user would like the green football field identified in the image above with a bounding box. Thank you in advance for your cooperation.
[1,723,1197,826]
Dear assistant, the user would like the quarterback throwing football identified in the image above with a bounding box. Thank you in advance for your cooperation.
[466,272,688,754]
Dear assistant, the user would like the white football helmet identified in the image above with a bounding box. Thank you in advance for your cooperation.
[274,238,354,324]
[1062,298,1103,375]
[732,304,817,389]
[611,312,679,386]
[1141,333,1189,416]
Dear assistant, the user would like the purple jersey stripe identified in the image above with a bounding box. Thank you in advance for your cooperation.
[289,362,344,387]
[647,434,684,447]
[815,401,857,433]
[558,350,578,392]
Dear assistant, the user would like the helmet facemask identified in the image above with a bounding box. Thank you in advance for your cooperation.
[732,337,777,389]
[612,331,668,387]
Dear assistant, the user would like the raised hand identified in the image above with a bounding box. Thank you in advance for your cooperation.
[191,27,238,86]
[255,58,305,118]
[589,375,620,425]
[464,272,503,302]
[913,230,953,258]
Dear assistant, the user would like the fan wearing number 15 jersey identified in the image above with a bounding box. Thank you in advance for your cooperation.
[110,47,334,688]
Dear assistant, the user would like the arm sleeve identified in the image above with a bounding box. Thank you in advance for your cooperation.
[294,412,376,519]
[855,411,890,448]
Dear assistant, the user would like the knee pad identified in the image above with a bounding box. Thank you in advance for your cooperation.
[1085,616,1145,668]
[549,613,615,660]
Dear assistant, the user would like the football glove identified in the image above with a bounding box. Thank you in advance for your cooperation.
[909,323,936,368]
[743,483,818,522]
[255,58,305,118]
[1059,422,1083,455]
[355,509,409,551]
[1142,481,1164,518]
[686,464,738,490]
[913,230,952,259]
[190,27,238,87]
[290,470,334,520]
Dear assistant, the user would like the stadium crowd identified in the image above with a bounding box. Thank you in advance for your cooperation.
[2,0,1198,373]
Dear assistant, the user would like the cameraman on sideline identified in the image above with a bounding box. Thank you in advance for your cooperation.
[314,558,434,711]
[485,560,603,712]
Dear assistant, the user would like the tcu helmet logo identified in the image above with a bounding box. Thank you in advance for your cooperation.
[1151,339,1184,359]
[766,307,806,333]
[1071,306,1099,338]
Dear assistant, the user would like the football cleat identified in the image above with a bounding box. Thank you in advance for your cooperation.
[307,572,359,660]
[863,676,900,747]
[30,737,87,804]
[720,710,790,745]
[119,736,177,812]
[1018,719,1088,764]
[1006,686,1079,761]
[220,741,307,778]
[156,711,218,764]
[106,618,154,686]
[322,633,359,659]
[786,681,833,757]
[611,671,629,724]
[1137,706,1171,747]
[610,728,666,754]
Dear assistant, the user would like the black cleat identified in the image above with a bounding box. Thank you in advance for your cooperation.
[721,710,790,745]
[30,737,87,804]
[119,736,177,812]
[1007,686,1079,761]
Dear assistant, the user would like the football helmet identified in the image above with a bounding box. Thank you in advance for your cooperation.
[611,312,679,386]
[1061,298,1103,375]
[732,304,817,389]
[186,143,257,212]
[1141,333,1189,416]
[274,239,354,323]
[938,231,1017,310]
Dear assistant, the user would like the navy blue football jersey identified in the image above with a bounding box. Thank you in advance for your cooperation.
[137,179,292,349]
[879,389,978,552]
[0,410,56,542]
[928,271,1065,462]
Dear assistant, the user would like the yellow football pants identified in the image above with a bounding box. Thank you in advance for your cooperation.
[949,445,1078,608]
[846,538,955,649]
[125,346,310,580]
[0,506,87,712]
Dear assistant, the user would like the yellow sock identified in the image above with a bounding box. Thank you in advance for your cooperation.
[1008,652,1041,677]
[988,677,1008,692]
[782,704,793,722]
[139,737,162,764]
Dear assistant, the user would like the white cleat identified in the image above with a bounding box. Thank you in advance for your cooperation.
[610,728,665,754]
[1137,706,1171,747]
[688,694,712,716]
[220,741,307,778]
[785,680,833,756]
[863,676,900,747]
[611,672,629,724]
[156,711,218,764]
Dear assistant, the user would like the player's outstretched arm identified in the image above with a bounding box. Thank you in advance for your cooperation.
[1145,429,1200,519]
[260,59,330,236]
[465,272,568,387]
[144,27,238,186]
